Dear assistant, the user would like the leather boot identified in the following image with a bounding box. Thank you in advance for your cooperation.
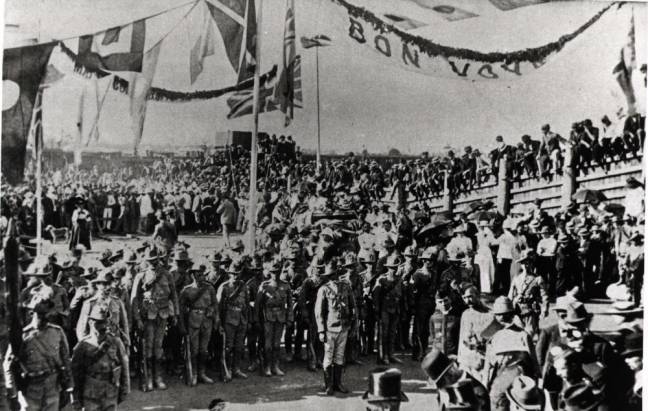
[154,360,167,390]
[264,353,273,377]
[272,357,285,377]
[247,358,260,373]
[232,352,248,379]
[198,356,214,384]
[333,365,349,394]
[146,359,154,392]
[324,367,334,396]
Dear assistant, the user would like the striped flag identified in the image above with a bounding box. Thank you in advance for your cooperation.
[274,0,299,126]
[30,91,43,160]
[77,20,146,72]
[300,34,332,49]
[207,0,256,81]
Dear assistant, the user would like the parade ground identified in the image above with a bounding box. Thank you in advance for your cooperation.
[48,233,617,411]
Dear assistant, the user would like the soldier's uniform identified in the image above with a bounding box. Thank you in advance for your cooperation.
[243,257,265,373]
[5,287,73,411]
[340,254,363,364]
[409,249,437,360]
[371,255,403,365]
[297,261,325,371]
[358,250,379,357]
[204,252,229,376]
[396,246,418,352]
[130,248,179,391]
[179,271,218,385]
[77,271,130,349]
[508,250,549,336]
[314,264,357,395]
[71,306,130,411]
[256,260,293,376]
[216,260,250,381]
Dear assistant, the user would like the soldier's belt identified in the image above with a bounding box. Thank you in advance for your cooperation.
[229,307,243,311]
[23,369,53,379]
[191,308,206,313]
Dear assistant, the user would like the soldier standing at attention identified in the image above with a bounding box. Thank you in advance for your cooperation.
[315,262,357,396]
[216,259,250,381]
[5,287,74,411]
[409,248,437,361]
[76,269,130,350]
[130,248,179,391]
[179,264,219,385]
[298,256,326,371]
[508,250,549,336]
[256,259,293,377]
[244,255,265,373]
[71,305,130,410]
[372,255,403,365]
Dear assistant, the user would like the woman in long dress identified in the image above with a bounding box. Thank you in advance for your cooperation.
[69,198,92,250]
[474,220,496,294]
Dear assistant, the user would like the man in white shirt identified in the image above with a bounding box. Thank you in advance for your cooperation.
[494,220,517,296]
[138,189,154,234]
[536,226,558,298]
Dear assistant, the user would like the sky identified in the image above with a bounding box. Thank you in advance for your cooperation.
[4,0,647,154]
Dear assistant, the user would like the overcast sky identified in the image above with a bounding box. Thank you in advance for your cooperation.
[4,0,647,154]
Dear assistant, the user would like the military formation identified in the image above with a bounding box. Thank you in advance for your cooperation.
[0,185,644,411]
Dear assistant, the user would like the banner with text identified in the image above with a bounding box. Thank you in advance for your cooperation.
[333,0,615,81]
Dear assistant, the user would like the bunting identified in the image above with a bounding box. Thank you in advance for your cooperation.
[76,20,146,73]
[274,0,300,126]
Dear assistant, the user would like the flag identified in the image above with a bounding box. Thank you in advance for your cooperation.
[130,43,162,153]
[274,0,299,126]
[207,0,256,81]
[190,1,217,84]
[226,66,281,119]
[300,34,332,49]
[30,91,43,161]
[613,12,637,116]
[2,43,55,184]
[77,19,146,73]
[78,76,112,146]
[410,1,479,21]
[488,0,549,11]
[41,64,65,88]
[382,14,428,30]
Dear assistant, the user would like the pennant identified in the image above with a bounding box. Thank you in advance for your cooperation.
[410,1,479,21]
[300,34,332,49]
[2,43,55,184]
[77,19,146,73]
[488,0,549,11]
[382,14,428,31]
[190,2,217,84]
[130,43,162,153]
[274,0,299,126]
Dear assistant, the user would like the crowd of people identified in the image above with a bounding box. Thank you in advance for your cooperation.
[0,114,644,411]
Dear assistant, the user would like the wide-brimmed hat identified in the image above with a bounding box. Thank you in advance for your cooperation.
[321,264,338,277]
[342,253,357,267]
[144,248,159,261]
[23,258,53,277]
[382,238,396,248]
[231,239,244,251]
[492,296,515,315]
[267,259,283,273]
[362,367,408,403]
[421,348,453,384]
[419,248,435,260]
[557,233,571,243]
[26,286,55,313]
[124,251,139,265]
[173,249,192,262]
[358,250,376,264]
[227,260,243,274]
[478,220,490,227]
[383,254,402,268]
[563,302,592,324]
[506,376,544,410]
[552,294,577,313]
[562,382,605,411]
[599,300,643,316]
[92,269,114,284]
[620,332,642,357]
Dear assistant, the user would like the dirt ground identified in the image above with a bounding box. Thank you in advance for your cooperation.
[50,233,618,411]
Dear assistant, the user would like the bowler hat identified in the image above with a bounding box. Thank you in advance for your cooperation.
[421,348,453,383]
[362,368,408,403]
[562,382,605,411]
[506,376,544,410]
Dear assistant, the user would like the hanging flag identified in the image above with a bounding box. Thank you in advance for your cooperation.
[488,0,549,11]
[613,13,637,117]
[78,76,113,146]
[409,1,479,21]
[382,14,428,31]
[29,91,43,161]
[274,0,299,126]
[77,19,146,73]
[2,43,55,184]
[300,34,332,49]
[130,42,162,153]
[190,1,217,84]
[207,0,256,80]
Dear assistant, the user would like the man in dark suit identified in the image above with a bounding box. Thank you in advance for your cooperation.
[489,135,514,179]
[521,134,541,179]
[461,146,477,189]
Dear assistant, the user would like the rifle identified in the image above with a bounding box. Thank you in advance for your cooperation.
[184,335,193,385]
[140,331,149,391]
[221,330,232,382]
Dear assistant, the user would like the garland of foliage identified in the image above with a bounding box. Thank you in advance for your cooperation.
[332,0,618,64]
[59,41,277,102]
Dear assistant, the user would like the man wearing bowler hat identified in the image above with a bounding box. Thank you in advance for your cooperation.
[362,367,408,411]
[315,262,357,395]
[421,348,489,410]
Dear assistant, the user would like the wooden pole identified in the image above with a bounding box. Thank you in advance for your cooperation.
[246,0,263,253]
[315,45,321,171]
[35,91,43,256]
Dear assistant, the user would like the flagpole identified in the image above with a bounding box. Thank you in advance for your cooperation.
[35,91,43,257]
[315,45,321,171]
[247,0,263,253]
